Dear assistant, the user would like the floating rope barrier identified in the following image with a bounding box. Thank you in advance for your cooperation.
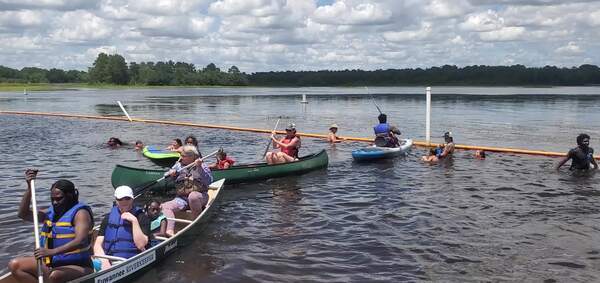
[2,110,598,160]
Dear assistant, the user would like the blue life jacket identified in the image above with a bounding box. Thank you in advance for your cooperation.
[103,206,143,259]
[40,202,93,267]
[373,123,391,137]
[150,214,167,233]
[434,147,443,156]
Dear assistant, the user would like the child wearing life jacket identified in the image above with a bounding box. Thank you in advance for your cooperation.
[145,200,168,245]
[210,150,235,170]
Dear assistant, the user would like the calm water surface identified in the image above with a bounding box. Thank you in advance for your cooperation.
[1,86,600,282]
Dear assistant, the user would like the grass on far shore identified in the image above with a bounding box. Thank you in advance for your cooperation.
[0,83,246,92]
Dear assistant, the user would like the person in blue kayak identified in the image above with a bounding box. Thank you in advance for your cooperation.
[435,132,455,159]
[373,113,401,147]
[9,170,95,283]
[556,133,598,171]
[93,186,150,270]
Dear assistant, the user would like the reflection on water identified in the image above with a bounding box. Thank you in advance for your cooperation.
[0,87,600,282]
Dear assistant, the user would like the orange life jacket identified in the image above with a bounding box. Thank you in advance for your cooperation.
[280,135,300,158]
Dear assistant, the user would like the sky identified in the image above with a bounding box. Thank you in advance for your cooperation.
[0,0,599,73]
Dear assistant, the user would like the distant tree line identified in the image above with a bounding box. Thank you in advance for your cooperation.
[248,65,600,86]
[0,65,87,83]
[88,53,248,86]
[2,55,600,86]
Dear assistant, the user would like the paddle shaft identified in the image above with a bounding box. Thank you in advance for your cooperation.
[134,149,220,198]
[30,180,44,283]
[365,86,383,115]
[262,118,281,159]
[117,101,132,122]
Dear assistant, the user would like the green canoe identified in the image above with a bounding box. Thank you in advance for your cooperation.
[142,145,180,167]
[112,149,329,191]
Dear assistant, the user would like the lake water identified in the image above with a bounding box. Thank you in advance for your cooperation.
[1,86,600,282]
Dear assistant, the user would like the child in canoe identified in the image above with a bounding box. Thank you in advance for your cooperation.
[210,150,235,170]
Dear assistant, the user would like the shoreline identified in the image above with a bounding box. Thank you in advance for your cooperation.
[3,83,600,92]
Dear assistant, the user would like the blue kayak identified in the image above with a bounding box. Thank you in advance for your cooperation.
[352,139,413,161]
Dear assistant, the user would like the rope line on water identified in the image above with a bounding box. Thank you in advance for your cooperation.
[2,110,598,159]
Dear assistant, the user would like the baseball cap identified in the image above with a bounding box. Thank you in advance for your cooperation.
[114,186,134,199]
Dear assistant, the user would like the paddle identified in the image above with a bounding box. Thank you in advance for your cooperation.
[365,86,383,115]
[132,149,220,198]
[261,118,281,159]
[29,179,44,283]
[117,101,133,122]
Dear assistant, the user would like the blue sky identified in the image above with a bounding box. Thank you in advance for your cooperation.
[0,0,598,72]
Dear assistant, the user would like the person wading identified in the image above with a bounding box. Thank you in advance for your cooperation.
[556,133,598,172]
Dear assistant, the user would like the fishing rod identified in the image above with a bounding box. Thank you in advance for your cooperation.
[365,86,383,114]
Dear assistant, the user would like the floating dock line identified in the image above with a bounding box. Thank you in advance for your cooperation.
[2,110,598,160]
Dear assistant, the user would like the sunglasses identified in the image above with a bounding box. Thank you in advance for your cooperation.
[116,197,132,201]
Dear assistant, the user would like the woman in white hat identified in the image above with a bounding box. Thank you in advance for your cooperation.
[327,123,342,143]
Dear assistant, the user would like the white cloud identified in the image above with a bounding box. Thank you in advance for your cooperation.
[479,26,526,41]
[0,10,44,30]
[383,22,433,42]
[461,10,504,31]
[313,1,393,25]
[50,11,113,43]
[1,0,599,71]
[425,0,471,18]
[555,41,583,55]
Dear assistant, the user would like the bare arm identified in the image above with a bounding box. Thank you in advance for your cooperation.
[121,213,148,251]
[93,235,111,269]
[439,143,454,158]
[591,157,598,169]
[154,219,169,238]
[556,152,571,170]
[18,169,47,223]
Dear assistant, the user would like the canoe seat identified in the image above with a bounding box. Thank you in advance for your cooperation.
[166,217,193,224]
[93,254,126,261]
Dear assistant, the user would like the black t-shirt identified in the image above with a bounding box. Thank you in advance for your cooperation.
[98,210,151,238]
[568,146,594,170]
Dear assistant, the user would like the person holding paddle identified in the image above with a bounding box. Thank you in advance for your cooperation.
[266,123,301,164]
[161,145,213,236]
[9,169,94,283]
[373,113,401,148]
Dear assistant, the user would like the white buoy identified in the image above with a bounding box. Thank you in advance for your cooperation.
[300,94,308,104]
[24,88,27,95]
[425,87,431,145]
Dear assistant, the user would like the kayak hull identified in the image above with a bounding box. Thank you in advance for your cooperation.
[142,146,180,167]
[352,139,413,161]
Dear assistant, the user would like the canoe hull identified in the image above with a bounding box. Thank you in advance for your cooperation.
[112,150,329,192]
[352,139,413,161]
[0,179,225,283]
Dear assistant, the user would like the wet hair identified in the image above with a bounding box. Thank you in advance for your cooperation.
[51,179,78,203]
[185,135,198,147]
[217,150,227,159]
[577,133,590,146]
[174,138,183,147]
[135,140,143,146]
[378,113,387,123]
[108,137,123,146]
[429,148,436,155]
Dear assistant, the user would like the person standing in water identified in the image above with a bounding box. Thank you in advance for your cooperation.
[436,132,455,159]
[327,124,343,143]
[556,133,598,171]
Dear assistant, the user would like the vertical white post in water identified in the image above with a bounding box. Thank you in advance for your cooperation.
[426,87,431,145]
[301,94,308,104]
